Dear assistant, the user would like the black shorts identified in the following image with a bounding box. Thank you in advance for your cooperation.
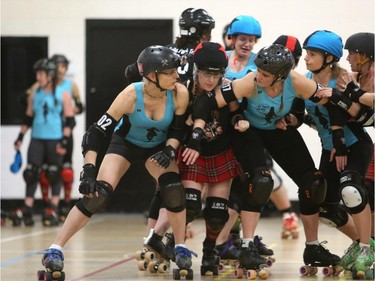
[106,133,165,164]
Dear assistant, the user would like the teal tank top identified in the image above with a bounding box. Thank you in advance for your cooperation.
[225,51,257,81]
[304,72,360,150]
[31,86,64,139]
[244,74,296,130]
[117,82,175,148]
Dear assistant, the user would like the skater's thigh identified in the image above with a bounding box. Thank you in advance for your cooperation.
[27,139,45,166]
[97,153,130,189]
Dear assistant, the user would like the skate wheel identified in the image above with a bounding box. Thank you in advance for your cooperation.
[246,269,257,280]
[173,268,181,280]
[37,270,45,280]
[135,250,144,261]
[281,231,290,239]
[365,268,374,280]
[322,266,334,276]
[357,270,366,279]
[258,269,269,280]
[144,251,154,262]
[137,260,147,271]
[292,231,299,239]
[158,263,168,273]
[300,265,309,276]
[179,269,188,277]
[234,268,244,278]
[58,272,65,281]
[186,269,194,280]
[266,258,273,267]
[147,261,158,273]
[44,271,53,281]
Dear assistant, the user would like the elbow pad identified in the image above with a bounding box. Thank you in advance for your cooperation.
[64,116,76,129]
[192,92,218,122]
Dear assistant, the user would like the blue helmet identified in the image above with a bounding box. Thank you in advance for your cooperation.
[227,15,262,38]
[303,30,343,62]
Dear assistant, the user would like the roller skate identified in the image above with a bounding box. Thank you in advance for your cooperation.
[9,205,34,226]
[42,204,59,227]
[58,201,71,223]
[135,228,170,273]
[200,240,219,276]
[340,240,361,272]
[254,235,275,267]
[37,248,65,281]
[1,210,8,225]
[281,212,299,239]
[165,232,175,262]
[234,241,269,279]
[216,239,240,269]
[300,241,342,277]
[351,246,374,280]
[173,246,197,280]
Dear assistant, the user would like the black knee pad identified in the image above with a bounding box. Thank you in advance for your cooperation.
[185,188,202,224]
[365,179,374,211]
[247,168,273,206]
[340,170,368,214]
[319,203,349,228]
[299,170,327,214]
[148,191,162,220]
[75,181,113,217]
[46,165,61,185]
[158,172,186,213]
[203,197,229,232]
[23,164,40,184]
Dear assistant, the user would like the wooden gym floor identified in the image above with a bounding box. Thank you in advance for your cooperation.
[1,213,356,280]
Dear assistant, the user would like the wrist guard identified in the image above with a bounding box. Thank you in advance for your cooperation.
[60,136,70,149]
[150,145,176,169]
[186,127,204,153]
[343,81,366,103]
[330,88,353,110]
[15,132,24,145]
[79,164,97,195]
[332,129,347,156]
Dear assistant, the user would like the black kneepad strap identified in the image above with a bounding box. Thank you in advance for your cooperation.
[319,203,349,228]
[185,188,202,224]
[159,172,186,213]
[203,197,229,232]
[75,181,113,217]
[45,165,61,185]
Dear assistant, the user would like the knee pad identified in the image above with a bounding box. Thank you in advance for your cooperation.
[61,165,74,185]
[23,164,40,184]
[158,172,186,213]
[75,181,113,217]
[39,169,49,187]
[203,197,229,232]
[319,203,349,228]
[247,168,273,206]
[45,165,61,185]
[185,188,202,224]
[148,191,162,220]
[365,179,374,211]
[300,170,327,206]
[340,170,368,214]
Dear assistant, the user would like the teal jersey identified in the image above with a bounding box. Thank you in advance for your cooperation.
[304,72,360,150]
[116,82,175,148]
[225,51,257,81]
[31,86,64,139]
[59,79,73,96]
[244,74,296,130]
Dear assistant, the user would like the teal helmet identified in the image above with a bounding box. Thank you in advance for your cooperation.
[227,15,262,38]
[303,30,343,61]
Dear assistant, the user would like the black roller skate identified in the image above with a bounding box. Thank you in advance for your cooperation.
[135,228,170,273]
[42,204,59,227]
[254,235,275,267]
[58,201,71,223]
[165,232,176,261]
[37,248,65,281]
[234,241,269,279]
[9,205,34,226]
[200,240,220,276]
[300,241,342,277]
[173,246,197,280]
[216,239,240,269]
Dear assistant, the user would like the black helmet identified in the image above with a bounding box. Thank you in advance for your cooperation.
[179,8,215,38]
[254,44,294,79]
[193,42,228,73]
[273,35,302,60]
[51,54,70,65]
[345,32,374,61]
[33,58,57,78]
[137,45,180,76]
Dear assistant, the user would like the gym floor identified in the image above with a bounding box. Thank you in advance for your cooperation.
[1,213,355,280]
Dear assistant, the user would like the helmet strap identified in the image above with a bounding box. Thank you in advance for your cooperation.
[145,75,167,92]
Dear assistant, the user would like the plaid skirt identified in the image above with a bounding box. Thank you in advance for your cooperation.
[178,147,242,183]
